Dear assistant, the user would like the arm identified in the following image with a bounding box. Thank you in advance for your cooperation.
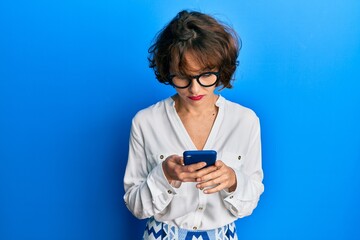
[195,117,264,218]
[221,117,264,218]
[123,119,177,219]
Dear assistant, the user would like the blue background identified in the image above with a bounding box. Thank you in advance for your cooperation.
[1,0,359,239]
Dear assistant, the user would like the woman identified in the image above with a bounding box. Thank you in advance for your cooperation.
[123,10,264,240]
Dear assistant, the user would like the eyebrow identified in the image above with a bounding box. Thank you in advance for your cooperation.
[180,67,216,76]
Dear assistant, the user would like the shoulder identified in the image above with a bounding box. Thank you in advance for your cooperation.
[132,97,172,125]
[221,96,259,122]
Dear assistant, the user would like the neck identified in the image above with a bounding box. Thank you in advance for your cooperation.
[173,94,219,116]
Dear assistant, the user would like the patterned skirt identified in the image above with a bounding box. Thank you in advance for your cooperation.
[143,217,238,240]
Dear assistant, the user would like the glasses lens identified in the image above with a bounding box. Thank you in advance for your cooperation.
[171,76,191,88]
[198,72,218,86]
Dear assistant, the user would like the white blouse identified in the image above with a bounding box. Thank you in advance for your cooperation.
[123,95,264,230]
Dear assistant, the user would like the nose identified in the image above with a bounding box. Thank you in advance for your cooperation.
[188,78,201,94]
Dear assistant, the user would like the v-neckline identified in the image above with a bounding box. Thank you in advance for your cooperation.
[169,96,224,150]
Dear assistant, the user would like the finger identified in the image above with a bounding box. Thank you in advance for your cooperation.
[197,160,224,181]
[196,166,221,182]
[184,164,218,182]
[194,165,218,181]
[200,170,236,193]
[198,165,218,174]
[170,155,184,165]
[196,174,224,189]
[181,177,198,182]
[184,161,207,172]
[203,183,224,194]
[214,160,224,168]
[180,157,184,165]
[175,166,207,182]
[182,168,209,181]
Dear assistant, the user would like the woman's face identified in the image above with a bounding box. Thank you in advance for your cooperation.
[173,53,218,107]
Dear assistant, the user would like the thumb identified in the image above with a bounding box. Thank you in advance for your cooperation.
[167,154,183,165]
[173,155,184,165]
[215,160,224,168]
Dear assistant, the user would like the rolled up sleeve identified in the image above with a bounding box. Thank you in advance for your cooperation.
[123,119,177,219]
[221,117,264,218]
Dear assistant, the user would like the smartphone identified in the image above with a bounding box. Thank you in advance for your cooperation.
[183,150,217,168]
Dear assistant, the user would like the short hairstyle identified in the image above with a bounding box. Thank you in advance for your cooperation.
[148,10,241,89]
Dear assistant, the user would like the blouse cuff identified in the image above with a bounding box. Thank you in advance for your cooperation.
[146,163,177,212]
[221,169,262,218]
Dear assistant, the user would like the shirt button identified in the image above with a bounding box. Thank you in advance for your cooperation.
[167,190,172,194]
[229,196,234,199]
[193,226,197,230]
[238,155,241,160]
[160,155,164,160]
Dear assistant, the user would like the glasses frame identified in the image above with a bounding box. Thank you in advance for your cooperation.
[168,71,220,89]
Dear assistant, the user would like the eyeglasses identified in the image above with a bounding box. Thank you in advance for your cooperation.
[168,72,219,89]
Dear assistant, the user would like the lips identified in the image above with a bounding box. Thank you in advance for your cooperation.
[188,95,204,101]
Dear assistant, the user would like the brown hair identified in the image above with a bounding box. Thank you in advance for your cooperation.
[148,10,241,89]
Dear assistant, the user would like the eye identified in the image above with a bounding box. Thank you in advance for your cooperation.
[172,76,189,83]
[171,75,191,88]
[200,73,213,78]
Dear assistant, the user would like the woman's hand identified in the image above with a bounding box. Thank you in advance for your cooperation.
[162,155,218,183]
[195,160,237,194]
